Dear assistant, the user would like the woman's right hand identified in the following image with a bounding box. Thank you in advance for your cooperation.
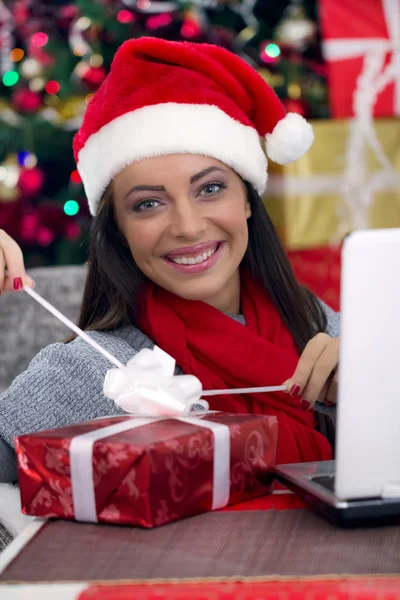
[0,229,35,294]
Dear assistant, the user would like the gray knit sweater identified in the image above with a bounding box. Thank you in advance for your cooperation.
[0,303,340,483]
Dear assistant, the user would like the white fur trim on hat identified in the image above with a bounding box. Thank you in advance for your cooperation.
[265,112,314,165]
[77,103,267,216]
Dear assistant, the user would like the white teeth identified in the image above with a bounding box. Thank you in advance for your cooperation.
[169,244,218,265]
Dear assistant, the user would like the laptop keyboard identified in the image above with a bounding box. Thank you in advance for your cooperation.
[312,475,335,492]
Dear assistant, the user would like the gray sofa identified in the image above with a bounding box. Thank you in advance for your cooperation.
[0,265,86,551]
[0,265,86,393]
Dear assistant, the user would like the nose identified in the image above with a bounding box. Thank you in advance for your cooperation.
[168,198,207,240]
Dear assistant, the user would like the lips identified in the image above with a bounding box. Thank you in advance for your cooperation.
[165,243,219,265]
[162,241,225,274]
[164,241,221,260]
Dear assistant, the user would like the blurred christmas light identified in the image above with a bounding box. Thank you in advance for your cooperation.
[10,48,24,62]
[31,32,48,48]
[181,18,202,38]
[146,14,173,30]
[41,107,61,123]
[21,58,42,79]
[89,54,104,67]
[21,214,39,243]
[117,10,134,23]
[2,71,19,86]
[76,17,91,31]
[288,83,301,99]
[64,200,79,216]
[37,227,54,246]
[75,61,90,78]
[18,167,44,194]
[18,152,37,169]
[3,166,19,188]
[70,170,82,184]
[82,66,106,86]
[260,43,281,64]
[17,151,30,167]
[137,0,151,9]
[0,167,7,181]
[29,77,45,92]
[66,221,81,241]
[45,80,60,95]
[73,44,88,57]
[237,27,257,44]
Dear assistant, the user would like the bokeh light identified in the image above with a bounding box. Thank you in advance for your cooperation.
[64,200,80,216]
[10,48,24,62]
[2,71,19,86]
[31,32,48,48]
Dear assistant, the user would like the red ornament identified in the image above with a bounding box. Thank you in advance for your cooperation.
[82,66,106,89]
[45,80,60,95]
[18,167,44,196]
[12,88,42,113]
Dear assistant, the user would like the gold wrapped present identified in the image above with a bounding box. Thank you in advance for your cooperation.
[264,119,400,251]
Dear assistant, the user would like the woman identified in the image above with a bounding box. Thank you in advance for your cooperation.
[0,38,340,489]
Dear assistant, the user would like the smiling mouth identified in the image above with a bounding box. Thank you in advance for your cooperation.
[165,243,220,265]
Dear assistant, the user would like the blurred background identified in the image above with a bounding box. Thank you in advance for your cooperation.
[0,0,399,310]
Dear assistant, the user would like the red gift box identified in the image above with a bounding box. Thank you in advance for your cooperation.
[320,0,400,119]
[16,413,278,528]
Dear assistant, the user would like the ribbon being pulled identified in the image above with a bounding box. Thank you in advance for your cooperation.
[103,345,209,417]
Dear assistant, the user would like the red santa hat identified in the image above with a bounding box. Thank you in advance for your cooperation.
[74,37,314,216]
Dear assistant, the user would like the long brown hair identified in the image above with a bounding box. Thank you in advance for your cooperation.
[68,181,326,351]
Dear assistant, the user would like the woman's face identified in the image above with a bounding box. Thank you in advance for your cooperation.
[113,154,251,313]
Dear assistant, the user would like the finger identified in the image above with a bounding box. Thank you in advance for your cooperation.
[0,229,28,291]
[301,339,339,408]
[285,333,331,397]
[324,369,338,406]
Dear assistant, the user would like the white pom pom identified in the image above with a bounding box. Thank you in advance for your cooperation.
[265,112,314,164]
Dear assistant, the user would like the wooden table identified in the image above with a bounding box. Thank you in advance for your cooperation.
[1,493,399,599]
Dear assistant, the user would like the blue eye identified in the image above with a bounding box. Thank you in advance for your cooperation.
[199,182,227,197]
[133,199,162,212]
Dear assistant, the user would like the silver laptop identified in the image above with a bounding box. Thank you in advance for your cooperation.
[275,229,400,526]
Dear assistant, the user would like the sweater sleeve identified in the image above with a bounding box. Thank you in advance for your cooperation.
[319,299,340,338]
[314,300,340,425]
[0,332,139,483]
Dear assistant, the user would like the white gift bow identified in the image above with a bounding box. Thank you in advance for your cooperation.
[103,345,210,416]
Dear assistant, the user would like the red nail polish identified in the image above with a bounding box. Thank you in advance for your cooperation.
[290,384,301,397]
[325,400,335,407]
[13,277,23,290]
[300,399,311,411]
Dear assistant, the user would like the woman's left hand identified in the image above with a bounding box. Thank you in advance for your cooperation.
[284,333,340,411]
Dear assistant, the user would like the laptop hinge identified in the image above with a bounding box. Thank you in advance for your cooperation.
[381,481,400,498]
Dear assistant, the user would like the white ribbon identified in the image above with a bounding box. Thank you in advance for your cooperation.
[103,345,209,417]
[70,415,230,522]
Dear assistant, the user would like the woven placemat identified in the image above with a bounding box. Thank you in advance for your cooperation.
[1,509,400,582]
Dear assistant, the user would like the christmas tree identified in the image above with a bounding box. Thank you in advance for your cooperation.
[0,0,328,268]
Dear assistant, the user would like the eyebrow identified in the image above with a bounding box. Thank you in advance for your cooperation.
[123,167,229,198]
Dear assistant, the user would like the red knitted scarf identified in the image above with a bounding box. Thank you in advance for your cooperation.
[138,274,332,464]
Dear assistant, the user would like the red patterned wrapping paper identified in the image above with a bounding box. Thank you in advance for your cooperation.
[16,413,278,528]
[320,0,400,119]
